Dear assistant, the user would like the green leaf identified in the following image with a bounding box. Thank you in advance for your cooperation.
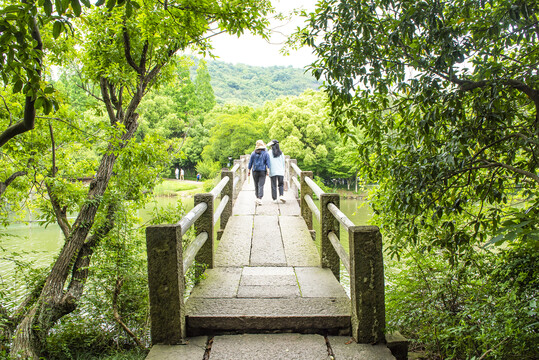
[53,21,62,39]
[95,0,105,6]
[71,0,81,17]
[44,0,53,16]
[55,0,64,15]
[13,79,23,93]
[106,0,116,10]
[80,0,91,7]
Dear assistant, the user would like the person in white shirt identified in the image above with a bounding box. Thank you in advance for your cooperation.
[267,140,286,203]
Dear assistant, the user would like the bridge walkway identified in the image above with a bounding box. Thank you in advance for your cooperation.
[147,179,397,359]
[185,179,350,335]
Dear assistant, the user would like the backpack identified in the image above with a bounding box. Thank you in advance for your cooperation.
[252,151,267,171]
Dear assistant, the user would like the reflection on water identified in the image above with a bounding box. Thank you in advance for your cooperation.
[0,196,370,299]
[0,195,195,301]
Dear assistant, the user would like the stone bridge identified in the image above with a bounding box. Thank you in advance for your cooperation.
[145,157,407,359]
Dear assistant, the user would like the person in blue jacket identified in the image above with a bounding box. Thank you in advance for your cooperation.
[248,140,271,205]
[267,139,286,203]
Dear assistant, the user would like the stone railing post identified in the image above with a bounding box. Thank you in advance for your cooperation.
[219,169,233,239]
[233,160,241,198]
[146,224,185,344]
[290,159,298,196]
[284,155,290,191]
[349,226,386,344]
[300,170,313,231]
[320,193,340,280]
[194,193,214,276]
[242,155,248,182]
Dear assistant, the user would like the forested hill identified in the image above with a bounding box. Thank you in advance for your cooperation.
[194,58,321,107]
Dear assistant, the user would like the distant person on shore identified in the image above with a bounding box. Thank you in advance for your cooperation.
[175,167,179,180]
[180,168,184,181]
[248,140,270,205]
[267,140,286,204]
[196,173,201,182]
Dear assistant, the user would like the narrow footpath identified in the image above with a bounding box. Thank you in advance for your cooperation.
[146,179,396,359]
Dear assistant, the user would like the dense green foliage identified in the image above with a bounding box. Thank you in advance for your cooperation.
[304,0,538,358]
[201,59,320,107]
[0,0,272,357]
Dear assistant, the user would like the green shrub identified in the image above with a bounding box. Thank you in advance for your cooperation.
[385,242,538,359]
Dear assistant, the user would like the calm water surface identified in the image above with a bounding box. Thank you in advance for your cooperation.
[0,196,370,297]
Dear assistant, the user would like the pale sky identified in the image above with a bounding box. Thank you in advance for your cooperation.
[204,0,318,69]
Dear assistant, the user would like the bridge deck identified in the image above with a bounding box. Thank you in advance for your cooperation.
[185,180,351,335]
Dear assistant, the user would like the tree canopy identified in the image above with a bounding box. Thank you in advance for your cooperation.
[1,0,272,357]
[303,0,539,253]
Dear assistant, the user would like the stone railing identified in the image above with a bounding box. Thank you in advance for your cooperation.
[286,159,386,344]
[145,156,248,344]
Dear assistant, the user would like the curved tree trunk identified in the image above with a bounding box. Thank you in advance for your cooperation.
[10,114,140,359]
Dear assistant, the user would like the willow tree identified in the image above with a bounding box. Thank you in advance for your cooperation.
[7,0,271,358]
[303,0,539,254]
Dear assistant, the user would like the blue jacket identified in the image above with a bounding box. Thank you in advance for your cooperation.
[248,149,270,172]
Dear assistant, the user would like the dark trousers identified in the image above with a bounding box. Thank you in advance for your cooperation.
[253,171,266,199]
[270,175,284,200]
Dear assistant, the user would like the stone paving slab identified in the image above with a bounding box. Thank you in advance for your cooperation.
[240,266,297,286]
[209,334,330,360]
[232,190,255,215]
[186,294,350,316]
[328,336,396,359]
[255,200,280,215]
[250,215,286,266]
[215,215,253,267]
[279,191,301,216]
[145,337,207,359]
[189,268,241,298]
[237,284,300,298]
[295,267,348,298]
[279,216,321,266]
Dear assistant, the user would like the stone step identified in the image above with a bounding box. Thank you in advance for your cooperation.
[146,334,396,360]
[185,297,351,336]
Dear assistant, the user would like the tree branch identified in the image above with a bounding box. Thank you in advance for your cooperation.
[123,27,143,74]
[0,5,43,148]
[0,94,13,126]
[62,203,117,311]
[0,171,27,197]
[112,277,144,348]
[481,160,539,184]
[100,78,118,125]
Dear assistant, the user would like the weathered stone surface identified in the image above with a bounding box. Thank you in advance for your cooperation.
[237,284,300,298]
[320,193,340,280]
[279,216,320,267]
[232,190,255,215]
[349,226,385,343]
[209,334,330,360]
[145,337,207,360]
[386,331,409,360]
[146,224,185,344]
[240,266,297,286]
[295,267,348,298]
[255,199,279,215]
[188,268,241,298]
[278,191,301,216]
[214,215,253,267]
[250,215,286,266]
[185,297,350,335]
[328,336,395,360]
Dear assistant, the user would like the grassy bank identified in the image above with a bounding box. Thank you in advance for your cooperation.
[153,179,204,196]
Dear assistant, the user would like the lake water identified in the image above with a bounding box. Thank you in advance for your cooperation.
[0,195,371,299]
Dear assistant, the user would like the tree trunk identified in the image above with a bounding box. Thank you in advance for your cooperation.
[10,115,139,359]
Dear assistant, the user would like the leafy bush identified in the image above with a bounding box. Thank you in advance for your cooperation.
[385,242,538,359]
[196,159,220,180]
